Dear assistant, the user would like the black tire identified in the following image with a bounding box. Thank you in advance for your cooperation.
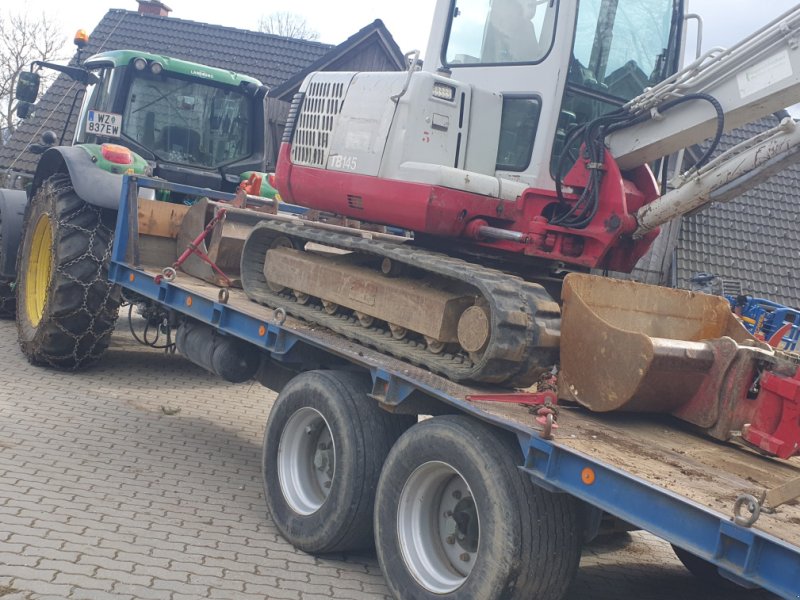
[15,174,120,369]
[672,545,740,589]
[0,279,14,319]
[375,415,581,600]
[262,369,414,553]
[0,202,17,318]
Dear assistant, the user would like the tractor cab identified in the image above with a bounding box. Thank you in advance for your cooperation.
[16,46,269,194]
[75,50,268,192]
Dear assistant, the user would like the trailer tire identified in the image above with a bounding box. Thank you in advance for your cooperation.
[0,279,14,318]
[375,415,581,600]
[671,545,739,589]
[262,369,414,553]
[15,174,120,369]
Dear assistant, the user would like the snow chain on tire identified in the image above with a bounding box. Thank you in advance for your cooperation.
[16,174,120,369]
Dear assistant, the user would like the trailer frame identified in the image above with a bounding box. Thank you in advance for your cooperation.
[109,175,800,599]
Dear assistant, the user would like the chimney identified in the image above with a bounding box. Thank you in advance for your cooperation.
[136,0,172,17]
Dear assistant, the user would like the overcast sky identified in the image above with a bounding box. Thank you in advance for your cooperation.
[17,0,800,62]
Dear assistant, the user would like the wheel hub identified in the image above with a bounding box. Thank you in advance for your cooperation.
[25,214,53,327]
[277,407,336,515]
[397,461,479,593]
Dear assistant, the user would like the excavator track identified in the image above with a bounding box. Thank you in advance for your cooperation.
[241,220,561,387]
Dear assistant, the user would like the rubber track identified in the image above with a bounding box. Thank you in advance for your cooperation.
[241,220,560,387]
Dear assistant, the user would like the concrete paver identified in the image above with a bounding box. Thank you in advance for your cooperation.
[0,319,779,599]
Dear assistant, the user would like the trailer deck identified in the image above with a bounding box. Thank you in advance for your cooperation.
[110,177,800,598]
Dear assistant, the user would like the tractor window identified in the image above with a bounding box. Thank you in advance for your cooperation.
[445,0,558,65]
[75,67,116,144]
[122,73,252,168]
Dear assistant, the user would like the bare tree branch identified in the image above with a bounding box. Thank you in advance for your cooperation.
[257,12,320,41]
[0,10,66,141]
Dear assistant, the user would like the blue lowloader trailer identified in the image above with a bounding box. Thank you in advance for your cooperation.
[109,175,800,599]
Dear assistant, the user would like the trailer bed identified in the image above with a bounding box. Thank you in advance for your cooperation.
[125,268,800,548]
[109,177,800,598]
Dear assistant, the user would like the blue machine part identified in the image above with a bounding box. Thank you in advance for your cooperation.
[728,295,800,351]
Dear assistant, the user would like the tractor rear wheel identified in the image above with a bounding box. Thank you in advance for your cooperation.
[15,174,120,369]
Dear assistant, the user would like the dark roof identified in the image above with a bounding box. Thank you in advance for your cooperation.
[1,9,334,175]
[269,19,405,100]
[675,116,800,307]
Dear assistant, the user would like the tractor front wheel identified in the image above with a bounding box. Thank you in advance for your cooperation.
[15,174,120,369]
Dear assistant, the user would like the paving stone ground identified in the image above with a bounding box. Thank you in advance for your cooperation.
[0,318,779,600]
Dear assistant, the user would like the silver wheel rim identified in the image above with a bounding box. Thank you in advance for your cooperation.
[277,407,335,515]
[397,461,479,593]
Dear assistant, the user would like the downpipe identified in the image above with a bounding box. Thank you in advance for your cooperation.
[175,320,260,383]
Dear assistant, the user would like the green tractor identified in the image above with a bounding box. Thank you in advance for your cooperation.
[0,39,275,369]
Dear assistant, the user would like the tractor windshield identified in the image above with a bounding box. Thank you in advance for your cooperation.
[122,74,252,169]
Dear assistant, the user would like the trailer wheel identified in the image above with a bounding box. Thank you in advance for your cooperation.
[671,545,740,588]
[375,415,581,600]
[15,174,120,368]
[262,370,413,553]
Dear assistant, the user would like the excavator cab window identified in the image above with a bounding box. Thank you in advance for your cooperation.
[445,0,558,65]
[496,96,542,171]
[552,0,682,174]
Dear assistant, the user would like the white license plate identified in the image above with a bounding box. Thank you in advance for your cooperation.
[86,110,122,137]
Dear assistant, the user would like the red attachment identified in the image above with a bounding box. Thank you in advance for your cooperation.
[466,390,558,406]
[768,323,794,348]
[742,368,800,459]
[155,208,232,287]
[275,142,661,273]
[467,390,559,429]
[231,173,263,209]
[241,172,262,195]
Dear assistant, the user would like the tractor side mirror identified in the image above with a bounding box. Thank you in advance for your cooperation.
[29,130,58,154]
[16,71,41,104]
[16,101,34,120]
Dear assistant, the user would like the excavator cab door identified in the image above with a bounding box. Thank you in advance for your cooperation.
[432,0,684,190]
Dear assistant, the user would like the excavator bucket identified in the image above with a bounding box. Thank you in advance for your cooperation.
[176,198,280,286]
[558,273,758,414]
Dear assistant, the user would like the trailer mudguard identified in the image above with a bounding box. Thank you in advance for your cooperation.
[0,188,27,278]
[31,146,128,211]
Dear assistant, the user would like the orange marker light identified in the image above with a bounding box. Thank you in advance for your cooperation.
[101,143,133,165]
[74,29,90,48]
[258,325,266,337]
[581,468,596,485]
[185,297,193,307]
[128,273,135,282]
